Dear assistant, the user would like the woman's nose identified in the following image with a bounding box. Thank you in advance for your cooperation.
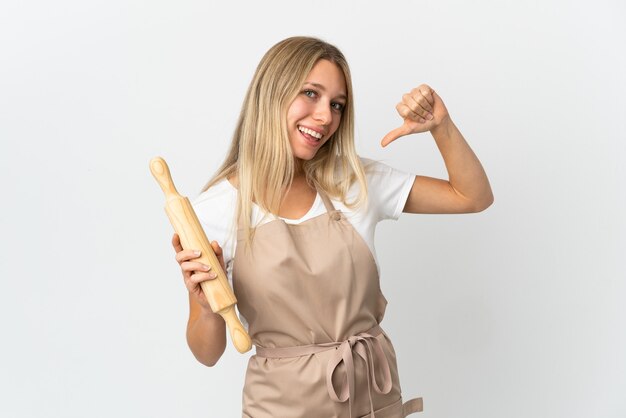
[313,102,332,125]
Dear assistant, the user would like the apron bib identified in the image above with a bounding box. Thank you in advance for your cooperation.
[233,190,423,418]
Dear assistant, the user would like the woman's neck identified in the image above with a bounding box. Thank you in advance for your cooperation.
[293,158,305,178]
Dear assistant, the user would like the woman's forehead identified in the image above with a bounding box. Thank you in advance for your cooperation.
[304,60,347,98]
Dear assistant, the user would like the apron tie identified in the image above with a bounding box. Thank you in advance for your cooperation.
[325,326,392,417]
[255,325,392,417]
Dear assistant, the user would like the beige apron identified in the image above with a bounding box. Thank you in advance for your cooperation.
[233,190,423,418]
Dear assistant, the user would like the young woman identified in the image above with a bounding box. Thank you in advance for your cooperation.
[172,36,493,417]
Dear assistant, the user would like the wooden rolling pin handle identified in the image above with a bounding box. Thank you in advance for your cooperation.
[215,303,253,354]
[150,157,179,197]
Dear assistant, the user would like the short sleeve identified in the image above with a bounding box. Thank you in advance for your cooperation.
[362,158,415,222]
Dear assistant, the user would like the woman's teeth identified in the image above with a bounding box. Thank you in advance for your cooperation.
[298,126,322,140]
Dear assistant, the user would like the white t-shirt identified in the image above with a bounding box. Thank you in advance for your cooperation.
[192,158,416,329]
[192,158,415,330]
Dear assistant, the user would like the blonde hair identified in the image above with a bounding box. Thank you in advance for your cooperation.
[203,36,367,242]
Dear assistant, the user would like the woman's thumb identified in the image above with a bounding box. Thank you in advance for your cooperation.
[381,125,411,147]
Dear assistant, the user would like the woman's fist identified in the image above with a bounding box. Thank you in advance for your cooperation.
[381,84,450,147]
[171,233,226,311]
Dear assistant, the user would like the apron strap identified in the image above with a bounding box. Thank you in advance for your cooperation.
[318,188,342,221]
[402,397,424,416]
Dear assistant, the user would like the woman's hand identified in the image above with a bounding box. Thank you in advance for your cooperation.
[172,233,226,311]
[381,83,450,147]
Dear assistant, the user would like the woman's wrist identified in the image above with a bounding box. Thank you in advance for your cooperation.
[430,115,453,138]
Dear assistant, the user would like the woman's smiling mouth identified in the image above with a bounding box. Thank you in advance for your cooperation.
[298,125,323,141]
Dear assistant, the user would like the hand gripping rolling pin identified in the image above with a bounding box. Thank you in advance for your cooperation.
[149,157,252,354]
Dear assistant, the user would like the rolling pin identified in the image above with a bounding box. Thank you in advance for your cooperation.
[149,156,252,354]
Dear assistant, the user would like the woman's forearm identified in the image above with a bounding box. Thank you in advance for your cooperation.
[431,117,494,210]
[186,298,227,367]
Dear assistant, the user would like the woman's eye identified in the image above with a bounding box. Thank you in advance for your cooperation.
[331,102,345,112]
[303,90,317,98]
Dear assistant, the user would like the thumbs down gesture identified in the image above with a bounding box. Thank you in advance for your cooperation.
[381,84,450,147]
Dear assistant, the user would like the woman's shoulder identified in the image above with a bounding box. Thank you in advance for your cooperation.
[192,178,237,223]
[359,156,402,174]
[355,156,413,187]
[353,156,415,221]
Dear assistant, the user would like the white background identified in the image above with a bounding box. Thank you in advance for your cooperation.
[1,0,625,417]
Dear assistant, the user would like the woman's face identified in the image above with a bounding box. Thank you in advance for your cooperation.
[286,59,347,162]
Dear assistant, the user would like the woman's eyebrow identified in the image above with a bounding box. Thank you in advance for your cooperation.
[304,82,347,101]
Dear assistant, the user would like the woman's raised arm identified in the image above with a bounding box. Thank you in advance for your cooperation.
[381,84,494,214]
